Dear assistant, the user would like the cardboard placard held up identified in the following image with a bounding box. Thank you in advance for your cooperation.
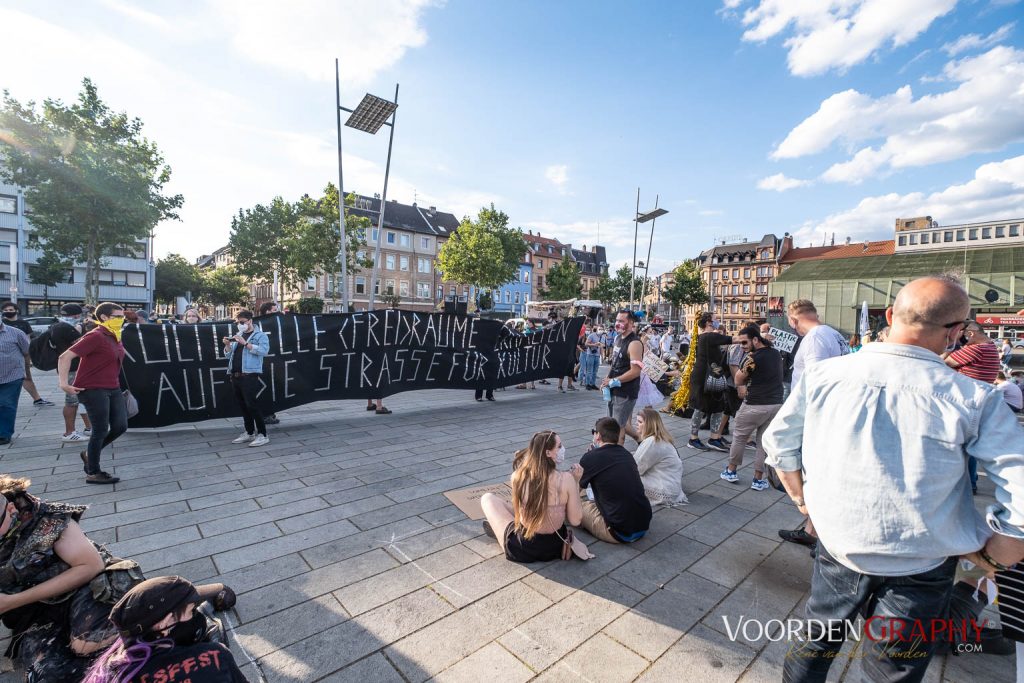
[769,327,799,354]
[643,351,668,380]
[444,482,513,520]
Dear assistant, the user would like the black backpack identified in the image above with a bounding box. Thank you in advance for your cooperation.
[29,328,60,371]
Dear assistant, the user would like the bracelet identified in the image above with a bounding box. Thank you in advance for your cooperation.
[979,548,1011,572]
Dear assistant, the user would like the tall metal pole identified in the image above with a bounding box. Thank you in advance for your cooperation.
[367,83,399,312]
[638,194,659,310]
[335,59,350,311]
[628,187,640,310]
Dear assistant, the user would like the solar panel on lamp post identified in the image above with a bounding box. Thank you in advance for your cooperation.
[638,197,666,311]
[335,59,399,312]
[628,195,669,311]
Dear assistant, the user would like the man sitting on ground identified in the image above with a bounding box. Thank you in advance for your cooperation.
[571,417,652,544]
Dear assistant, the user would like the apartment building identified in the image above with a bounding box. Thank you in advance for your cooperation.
[693,234,782,333]
[572,244,608,298]
[893,215,1024,252]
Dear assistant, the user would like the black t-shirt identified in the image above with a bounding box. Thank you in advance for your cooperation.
[229,332,252,373]
[5,319,32,336]
[579,444,652,536]
[743,346,784,405]
[128,642,248,683]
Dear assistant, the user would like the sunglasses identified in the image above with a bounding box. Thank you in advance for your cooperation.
[942,320,971,329]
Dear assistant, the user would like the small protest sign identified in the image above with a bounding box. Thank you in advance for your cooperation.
[444,482,513,520]
[769,327,798,354]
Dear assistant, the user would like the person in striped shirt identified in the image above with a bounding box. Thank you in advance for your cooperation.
[945,319,1003,494]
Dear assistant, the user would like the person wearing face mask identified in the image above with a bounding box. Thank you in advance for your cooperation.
[686,312,732,450]
[223,310,271,447]
[1,302,55,408]
[49,304,94,443]
[572,417,652,544]
[0,307,31,445]
[480,430,583,563]
[57,302,127,485]
[84,576,245,683]
[762,276,1024,683]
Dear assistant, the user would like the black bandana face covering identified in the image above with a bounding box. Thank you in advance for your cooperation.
[167,612,206,647]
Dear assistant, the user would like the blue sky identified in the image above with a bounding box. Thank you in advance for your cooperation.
[4,0,1024,275]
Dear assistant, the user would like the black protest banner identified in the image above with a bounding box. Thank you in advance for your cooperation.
[121,312,584,428]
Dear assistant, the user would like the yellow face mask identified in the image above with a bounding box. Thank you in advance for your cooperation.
[98,316,125,341]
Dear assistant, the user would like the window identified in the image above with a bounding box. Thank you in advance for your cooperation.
[996,226,1006,238]
[742,302,750,313]
[982,227,992,239]
[386,231,396,244]
[417,281,430,298]
[920,234,929,244]
[969,228,978,240]
[537,258,544,269]
[909,234,917,245]
[504,290,511,303]
[514,292,520,304]
[523,271,530,283]
[537,275,544,288]
[420,237,430,249]
[1011,225,1021,237]
[107,244,147,258]
[127,272,146,287]
[371,229,379,242]
[0,196,15,214]
[731,285,738,295]
[400,234,410,247]
[449,285,456,296]
[932,232,940,243]
[712,271,718,280]
[756,301,766,313]
[385,279,396,295]
[356,250,366,262]
[898,236,907,246]
[417,257,430,273]
[732,268,739,278]
[306,276,316,291]
[400,256,409,271]
[760,249,770,259]
[905,220,915,228]
[374,279,381,295]
[730,302,738,314]
[436,286,443,300]
[956,230,965,242]
[944,231,953,242]
[399,280,409,297]
[742,284,750,294]
[386,254,396,270]
[743,269,750,278]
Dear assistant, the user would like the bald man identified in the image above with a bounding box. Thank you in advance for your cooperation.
[763,276,1024,682]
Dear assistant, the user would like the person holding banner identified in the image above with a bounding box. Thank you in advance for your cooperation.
[222,310,270,448]
[58,303,127,485]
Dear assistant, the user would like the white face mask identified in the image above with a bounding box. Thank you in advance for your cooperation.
[237,321,250,333]
[554,445,565,464]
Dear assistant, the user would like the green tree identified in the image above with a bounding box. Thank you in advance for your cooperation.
[155,254,201,305]
[380,292,402,309]
[661,260,708,311]
[541,255,582,300]
[0,79,182,304]
[436,205,524,306]
[294,296,325,314]
[598,265,648,306]
[27,250,71,310]
[228,196,298,292]
[590,275,618,307]
[197,266,249,309]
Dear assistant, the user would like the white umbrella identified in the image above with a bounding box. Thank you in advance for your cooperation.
[859,301,870,338]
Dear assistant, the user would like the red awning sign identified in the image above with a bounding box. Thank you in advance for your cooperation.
[977,315,1024,326]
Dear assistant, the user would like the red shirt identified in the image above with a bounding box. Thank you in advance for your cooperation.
[948,342,1001,383]
[70,328,125,390]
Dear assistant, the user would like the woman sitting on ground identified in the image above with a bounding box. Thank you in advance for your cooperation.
[634,408,686,507]
[84,576,248,683]
[0,475,236,682]
[481,431,582,563]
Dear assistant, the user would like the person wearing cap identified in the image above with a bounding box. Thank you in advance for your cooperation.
[85,576,245,683]
[50,304,94,443]
[0,475,127,681]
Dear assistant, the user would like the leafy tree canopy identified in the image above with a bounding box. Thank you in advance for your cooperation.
[197,266,249,308]
[294,296,325,314]
[541,255,581,300]
[436,205,525,293]
[662,260,708,309]
[154,254,201,304]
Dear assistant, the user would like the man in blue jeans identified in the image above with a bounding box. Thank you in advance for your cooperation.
[0,317,30,445]
[764,276,1024,682]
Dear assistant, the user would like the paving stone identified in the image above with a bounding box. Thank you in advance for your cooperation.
[317,653,406,683]
[213,553,312,596]
[637,623,758,683]
[301,517,430,569]
[198,496,327,537]
[385,583,552,681]
[433,643,534,683]
[603,571,732,661]
[114,499,258,540]
[609,534,713,595]
[678,503,758,547]
[133,522,283,573]
[232,593,350,658]
[106,524,202,557]
[347,494,452,531]
[275,494,393,534]
[431,554,533,608]
[534,632,649,682]
[213,519,359,573]
[689,530,780,589]
[497,576,644,671]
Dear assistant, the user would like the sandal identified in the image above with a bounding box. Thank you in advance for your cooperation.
[366,404,376,411]
[375,407,392,415]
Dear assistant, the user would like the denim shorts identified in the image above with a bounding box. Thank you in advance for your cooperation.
[64,372,78,406]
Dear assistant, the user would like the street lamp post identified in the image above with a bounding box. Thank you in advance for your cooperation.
[628,192,668,311]
[334,61,399,312]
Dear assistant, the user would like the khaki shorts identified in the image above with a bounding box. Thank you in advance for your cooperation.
[580,499,620,544]
[65,371,78,406]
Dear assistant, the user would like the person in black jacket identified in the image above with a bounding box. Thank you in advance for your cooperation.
[687,312,733,450]
[570,417,652,544]
[51,304,93,443]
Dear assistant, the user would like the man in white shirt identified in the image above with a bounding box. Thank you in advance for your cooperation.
[778,299,849,549]
[659,328,673,356]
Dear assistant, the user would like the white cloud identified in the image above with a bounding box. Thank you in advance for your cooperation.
[792,154,1024,244]
[98,0,171,30]
[757,173,811,191]
[699,209,725,216]
[942,21,1015,55]
[735,0,957,76]
[544,164,569,193]
[772,46,1024,182]
[214,0,437,87]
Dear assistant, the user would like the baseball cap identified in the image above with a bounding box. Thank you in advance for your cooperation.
[109,576,227,638]
[60,304,84,316]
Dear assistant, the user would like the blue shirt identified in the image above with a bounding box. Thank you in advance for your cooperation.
[764,342,1024,576]
[0,324,29,384]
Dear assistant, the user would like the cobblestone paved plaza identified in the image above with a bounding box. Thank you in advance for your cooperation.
[0,373,1012,682]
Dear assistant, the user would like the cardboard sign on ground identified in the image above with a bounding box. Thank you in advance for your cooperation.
[444,482,513,520]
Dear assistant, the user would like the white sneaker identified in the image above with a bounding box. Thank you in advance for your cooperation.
[61,431,86,443]
[231,432,254,444]
[82,428,92,436]
[249,434,270,448]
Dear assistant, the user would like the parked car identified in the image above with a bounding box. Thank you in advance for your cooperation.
[23,316,59,337]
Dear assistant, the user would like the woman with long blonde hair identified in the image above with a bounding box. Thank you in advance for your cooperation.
[634,407,686,507]
[481,430,583,562]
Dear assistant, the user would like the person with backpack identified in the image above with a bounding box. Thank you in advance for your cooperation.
[57,303,128,485]
[40,304,94,443]
[1,302,54,407]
